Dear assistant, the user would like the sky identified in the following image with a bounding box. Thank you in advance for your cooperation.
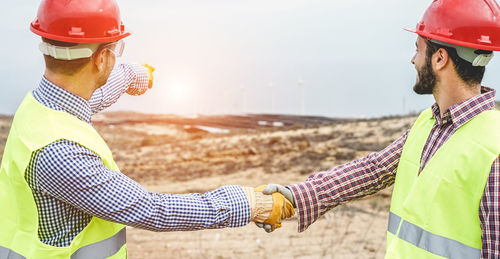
[1,0,500,118]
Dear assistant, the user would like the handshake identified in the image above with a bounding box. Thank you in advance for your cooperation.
[242,184,295,232]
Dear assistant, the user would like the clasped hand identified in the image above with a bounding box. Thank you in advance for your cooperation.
[243,184,295,232]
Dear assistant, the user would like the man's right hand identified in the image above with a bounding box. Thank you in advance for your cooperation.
[253,184,295,232]
[142,63,155,89]
[242,185,294,232]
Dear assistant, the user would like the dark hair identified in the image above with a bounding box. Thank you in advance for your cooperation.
[425,40,486,86]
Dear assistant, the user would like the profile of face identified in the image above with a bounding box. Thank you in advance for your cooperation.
[411,37,437,95]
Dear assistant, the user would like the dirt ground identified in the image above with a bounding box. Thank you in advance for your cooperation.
[1,112,416,258]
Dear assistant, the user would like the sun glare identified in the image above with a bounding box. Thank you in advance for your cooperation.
[171,84,187,97]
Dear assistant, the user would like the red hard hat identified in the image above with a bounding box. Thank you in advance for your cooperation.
[405,0,500,51]
[30,0,131,43]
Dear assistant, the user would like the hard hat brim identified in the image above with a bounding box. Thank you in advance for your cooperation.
[403,26,417,33]
[30,23,132,44]
[403,26,500,51]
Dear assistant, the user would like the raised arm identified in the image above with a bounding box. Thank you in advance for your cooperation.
[89,63,150,114]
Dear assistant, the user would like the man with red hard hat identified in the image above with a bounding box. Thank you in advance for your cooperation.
[260,0,500,257]
[0,0,293,258]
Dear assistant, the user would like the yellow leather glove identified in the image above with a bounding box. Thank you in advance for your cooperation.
[255,185,294,231]
[242,185,295,232]
[142,63,155,89]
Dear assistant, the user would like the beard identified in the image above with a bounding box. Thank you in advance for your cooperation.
[413,57,437,95]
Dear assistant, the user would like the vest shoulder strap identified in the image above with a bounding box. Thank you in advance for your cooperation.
[12,93,113,160]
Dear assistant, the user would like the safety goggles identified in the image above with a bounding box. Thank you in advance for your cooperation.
[101,40,125,58]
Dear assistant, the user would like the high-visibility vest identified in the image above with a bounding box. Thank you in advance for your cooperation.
[0,93,126,259]
[386,108,500,259]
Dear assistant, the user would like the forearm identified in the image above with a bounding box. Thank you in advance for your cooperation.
[109,185,251,231]
[288,129,409,232]
[90,63,149,114]
[34,141,250,232]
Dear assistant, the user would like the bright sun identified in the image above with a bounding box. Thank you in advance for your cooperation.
[171,84,187,97]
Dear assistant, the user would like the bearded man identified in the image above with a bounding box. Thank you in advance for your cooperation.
[260,0,500,258]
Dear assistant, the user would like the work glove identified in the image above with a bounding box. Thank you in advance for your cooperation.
[126,63,155,96]
[263,184,295,207]
[254,184,295,233]
[142,63,155,89]
[242,185,295,232]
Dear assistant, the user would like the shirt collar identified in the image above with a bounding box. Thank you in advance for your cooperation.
[35,77,93,123]
[430,86,496,128]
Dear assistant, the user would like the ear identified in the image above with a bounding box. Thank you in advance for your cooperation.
[434,48,449,71]
[93,48,107,72]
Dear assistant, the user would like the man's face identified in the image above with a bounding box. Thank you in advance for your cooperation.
[412,37,437,95]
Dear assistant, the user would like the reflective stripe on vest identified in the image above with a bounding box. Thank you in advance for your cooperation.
[0,246,25,259]
[388,212,480,258]
[0,228,125,259]
[71,228,126,259]
[387,212,401,235]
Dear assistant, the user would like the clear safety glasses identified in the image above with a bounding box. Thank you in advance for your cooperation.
[102,40,125,58]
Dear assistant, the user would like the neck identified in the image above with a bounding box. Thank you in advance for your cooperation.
[43,69,96,101]
[433,78,481,116]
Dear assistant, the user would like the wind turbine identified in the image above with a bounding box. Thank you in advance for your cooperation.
[241,84,247,114]
[298,79,305,115]
[402,95,406,115]
[191,85,198,118]
[268,82,276,114]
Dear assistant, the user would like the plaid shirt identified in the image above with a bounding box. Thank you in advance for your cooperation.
[25,63,250,247]
[288,87,500,258]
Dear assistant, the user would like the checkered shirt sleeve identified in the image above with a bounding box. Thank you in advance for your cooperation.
[480,158,500,258]
[34,141,250,231]
[288,129,409,232]
[89,63,150,113]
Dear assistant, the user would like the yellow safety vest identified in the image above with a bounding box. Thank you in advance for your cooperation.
[386,108,500,258]
[0,93,126,258]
